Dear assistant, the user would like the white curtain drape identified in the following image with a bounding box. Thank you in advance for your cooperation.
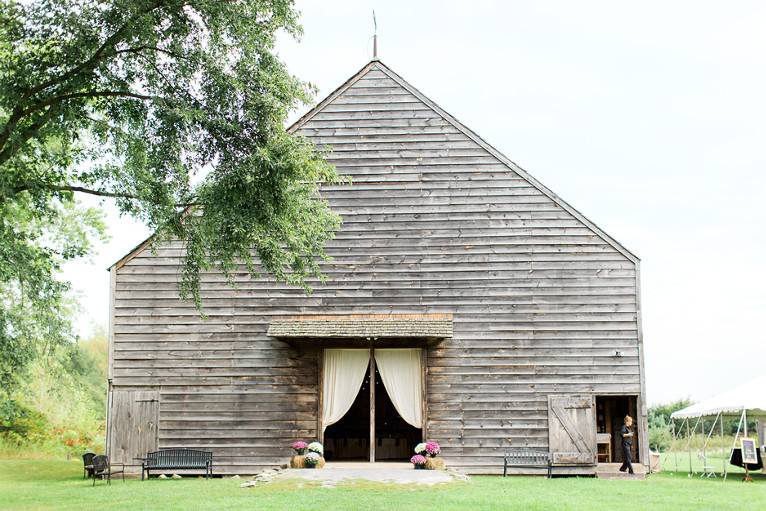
[374,348,423,428]
[322,349,370,431]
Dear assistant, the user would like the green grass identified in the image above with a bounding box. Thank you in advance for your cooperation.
[659,450,748,475]
[1,459,764,511]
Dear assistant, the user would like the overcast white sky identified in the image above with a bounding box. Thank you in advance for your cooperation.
[63,1,766,405]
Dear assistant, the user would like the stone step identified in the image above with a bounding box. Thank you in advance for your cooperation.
[596,462,647,479]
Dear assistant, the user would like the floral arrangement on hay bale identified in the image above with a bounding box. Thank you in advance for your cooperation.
[289,441,325,469]
[411,441,444,470]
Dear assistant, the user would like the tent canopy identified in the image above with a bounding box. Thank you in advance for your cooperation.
[671,376,766,419]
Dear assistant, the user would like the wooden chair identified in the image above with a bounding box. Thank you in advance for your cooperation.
[82,452,95,479]
[91,455,125,486]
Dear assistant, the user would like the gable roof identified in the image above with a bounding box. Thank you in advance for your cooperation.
[112,58,638,270]
[289,59,638,263]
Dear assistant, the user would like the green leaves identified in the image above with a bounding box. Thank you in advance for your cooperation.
[1,1,340,388]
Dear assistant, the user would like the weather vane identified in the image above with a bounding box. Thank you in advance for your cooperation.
[372,10,378,59]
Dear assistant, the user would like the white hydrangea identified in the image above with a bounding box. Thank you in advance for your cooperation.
[414,442,427,454]
[307,441,324,455]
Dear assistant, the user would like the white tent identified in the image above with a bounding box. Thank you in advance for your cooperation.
[669,376,766,479]
[671,376,766,419]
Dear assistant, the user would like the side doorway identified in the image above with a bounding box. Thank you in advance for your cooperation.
[595,395,639,464]
[108,390,160,468]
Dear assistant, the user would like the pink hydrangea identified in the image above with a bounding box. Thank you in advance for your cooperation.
[425,441,441,457]
[292,440,308,454]
[410,454,427,466]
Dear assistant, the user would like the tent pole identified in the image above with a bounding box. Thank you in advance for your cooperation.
[672,419,678,473]
[728,409,745,481]
[744,409,750,482]
[687,418,692,476]
[701,415,706,477]
[702,412,718,477]
[744,409,748,437]
[721,412,726,480]
[686,416,701,476]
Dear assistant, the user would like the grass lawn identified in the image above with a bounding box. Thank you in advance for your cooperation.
[1,459,764,511]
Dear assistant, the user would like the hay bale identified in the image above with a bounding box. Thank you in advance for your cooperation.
[290,455,325,469]
[424,457,445,470]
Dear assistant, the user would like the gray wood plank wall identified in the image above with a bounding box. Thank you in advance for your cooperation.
[110,62,643,475]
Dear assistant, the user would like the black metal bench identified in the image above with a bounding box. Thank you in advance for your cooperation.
[141,448,213,480]
[503,449,552,478]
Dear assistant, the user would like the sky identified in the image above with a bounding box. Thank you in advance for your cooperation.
[63,1,766,405]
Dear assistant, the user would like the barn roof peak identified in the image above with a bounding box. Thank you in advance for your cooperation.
[289,60,639,263]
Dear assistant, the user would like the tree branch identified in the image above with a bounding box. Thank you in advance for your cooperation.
[0,91,153,163]
[0,106,58,166]
[114,46,185,59]
[1,1,174,154]
[20,1,168,100]
[10,183,197,208]
[1,90,153,156]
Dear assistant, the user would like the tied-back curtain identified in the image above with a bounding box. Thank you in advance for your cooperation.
[374,348,423,428]
[322,349,370,431]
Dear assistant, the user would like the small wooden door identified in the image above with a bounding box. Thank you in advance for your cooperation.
[548,394,597,465]
[108,390,159,466]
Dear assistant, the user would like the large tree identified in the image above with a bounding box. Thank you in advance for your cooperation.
[0,0,340,388]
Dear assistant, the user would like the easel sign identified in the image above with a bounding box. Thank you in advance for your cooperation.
[741,437,757,482]
[741,438,758,465]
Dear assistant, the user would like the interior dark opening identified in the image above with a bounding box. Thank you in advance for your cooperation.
[596,395,639,464]
[323,361,423,462]
[374,367,422,461]
[323,364,370,461]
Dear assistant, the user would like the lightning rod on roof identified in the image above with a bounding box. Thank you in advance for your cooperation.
[372,10,378,60]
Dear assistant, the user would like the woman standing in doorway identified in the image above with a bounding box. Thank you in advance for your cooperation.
[619,415,635,474]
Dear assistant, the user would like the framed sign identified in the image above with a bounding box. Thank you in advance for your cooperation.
[741,438,758,465]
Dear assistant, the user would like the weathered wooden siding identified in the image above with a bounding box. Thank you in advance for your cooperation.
[109,60,645,474]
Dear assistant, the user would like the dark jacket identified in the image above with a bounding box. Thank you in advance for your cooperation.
[620,425,633,446]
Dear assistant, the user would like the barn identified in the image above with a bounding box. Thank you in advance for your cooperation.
[106,59,647,475]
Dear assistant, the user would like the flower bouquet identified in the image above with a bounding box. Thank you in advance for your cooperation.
[289,440,325,468]
[304,452,321,468]
[410,454,427,470]
[292,441,308,455]
[425,441,441,457]
[307,442,324,456]
[412,440,445,470]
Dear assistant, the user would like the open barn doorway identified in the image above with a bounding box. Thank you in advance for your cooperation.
[596,395,639,464]
[374,366,422,460]
[323,367,371,461]
[321,349,424,462]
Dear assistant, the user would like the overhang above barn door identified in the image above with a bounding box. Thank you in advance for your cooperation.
[267,314,452,348]
[547,395,597,466]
